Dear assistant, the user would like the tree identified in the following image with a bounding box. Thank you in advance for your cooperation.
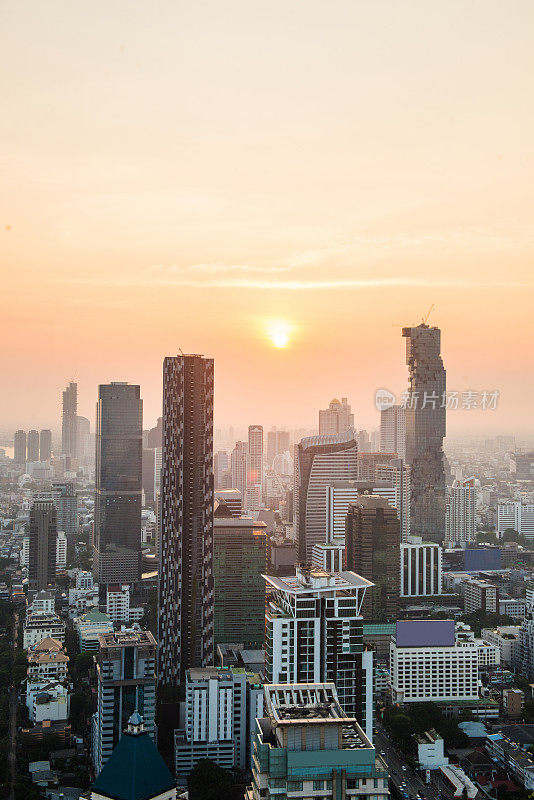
[188,759,234,800]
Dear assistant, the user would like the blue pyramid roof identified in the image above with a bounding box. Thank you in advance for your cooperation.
[92,727,175,800]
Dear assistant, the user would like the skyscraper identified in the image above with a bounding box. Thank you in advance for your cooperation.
[247,424,263,494]
[445,477,477,544]
[295,431,358,561]
[266,429,290,468]
[28,500,57,591]
[213,450,229,490]
[39,429,52,461]
[402,324,446,540]
[379,405,406,460]
[14,429,26,465]
[231,440,248,499]
[319,397,354,436]
[345,495,401,621]
[76,415,91,460]
[213,505,267,648]
[27,429,40,461]
[62,381,78,458]
[51,482,78,538]
[158,354,214,687]
[94,383,143,585]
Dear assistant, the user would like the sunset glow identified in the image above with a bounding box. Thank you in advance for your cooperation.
[267,320,292,349]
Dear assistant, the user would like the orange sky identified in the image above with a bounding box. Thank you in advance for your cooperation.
[1,1,534,434]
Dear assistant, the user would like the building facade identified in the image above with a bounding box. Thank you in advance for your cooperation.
[158,354,214,687]
[402,324,446,541]
[379,405,406,460]
[62,380,78,458]
[319,398,354,436]
[400,539,442,597]
[498,501,534,539]
[446,478,477,543]
[14,429,26,464]
[28,500,57,591]
[39,429,52,461]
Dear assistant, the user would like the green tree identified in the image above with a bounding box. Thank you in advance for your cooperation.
[188,759,234,800]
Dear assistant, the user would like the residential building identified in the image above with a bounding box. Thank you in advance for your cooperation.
[464,579,499,614]
[93,629,157,774]
[244,485,262,514]
[389,620,479,704]
[402,324,446,541]
[248,683,389,800]
[56,530,67,568]
[158,354,214,687]
[74,609,114,652]
[27,429,40,461]
[499,598,526,619]
[295,430,358,561]
[77,570,94,590]
[76,414,92,460]
[248,424,263,495]
[486,732,534,791]
[481,626,520,667]
[94,382,143,585]
[106,584,144,624]
[62,381,78,459]
[319,397,354,436]
[446,478,477,544]
[213,508,267,648]
[27,638,69,685]
[174,666,264,781]
[498,501,534,539]
[400,538,442,597]
[23,612,66,650]
[90,712,177,800]
[28,500,57,591]
[27,681,70,723]
[231,440,248,499]
[14,429,26,464]
[29,590,55,614]
[264,565,375,739]
[51,482,78,538]
[503,688,524,719]
[345,495,400,621]
[40,429,52,461]
[379,405,406,460]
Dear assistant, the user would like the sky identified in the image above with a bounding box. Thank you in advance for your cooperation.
[1,1,534,435]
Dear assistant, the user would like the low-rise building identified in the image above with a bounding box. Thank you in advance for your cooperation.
[27,638,68,684]
[414,730,449,770]
[74,609,114,652]
[464,578,499,614]
[486,732,534,790]
[481,626,521,667]
[28,589,55,615]
[503,688,524,719]
[248,683,389,800]
[27,681,70,723]
[23,612,66,650]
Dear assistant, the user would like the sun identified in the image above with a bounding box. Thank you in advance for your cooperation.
[266,319,292,349]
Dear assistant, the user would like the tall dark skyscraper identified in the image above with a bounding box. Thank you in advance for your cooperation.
[62,380,78,458]
[158,354,214,687]
[28,500,57,591]
[94,383,143,585]
[402,324,446,541]
[14,430,26,465]
[27,429,40,461]
[40,429,52,460]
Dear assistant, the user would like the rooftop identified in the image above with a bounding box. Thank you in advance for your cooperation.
[264,568,374,595]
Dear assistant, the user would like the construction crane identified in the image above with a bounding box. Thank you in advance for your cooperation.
[421,304,434,325]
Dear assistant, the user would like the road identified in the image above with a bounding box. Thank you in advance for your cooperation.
[375,720,444,800]
[8,611,19,800]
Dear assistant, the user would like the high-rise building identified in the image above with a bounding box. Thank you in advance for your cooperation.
[319,397,354,436]
[400,538,442,597]
[512,451,534,481]
[50,482,78,538]
[295,431,358,561]
[27,429,40,461]
[379,405,406,460]
[402,324,446,541]
[345,495,400,621]
[445,477,477,543]
[266,429,290,467]
[213,506,267,648]
[498,501,534,539]
[264,565,374,738]
[158,354,214,687]
[231,440,248,499]
[247,424,263,498]
[39,429,52,461]
[142,448,156,504]
[28,500,57,591]
[76,415,91,460]
[249,683,389,800]
[214,450,229,490]
[375,459,411,541]
[94,383,143,585]
[14,429,26,464]
[93,629,157,775]
[62,381,78,458]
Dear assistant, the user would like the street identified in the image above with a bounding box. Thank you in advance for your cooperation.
[375,720,444,800]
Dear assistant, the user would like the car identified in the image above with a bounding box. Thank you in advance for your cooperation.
[380,750,386,756]
[401,765,407,771]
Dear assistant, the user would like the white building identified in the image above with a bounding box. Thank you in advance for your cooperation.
[319,397,354,436]
[29,589,55,615]
[56,531,67,568]
[311,542,344,572]
[174,666,264,782]
[244,485,262,514]
[106,584,144,624]
[23,612,66,650]
[400,538,442,597]
[68,584,99,616]
[379,405,406,461]
[74,609,114,652]
[415,730,449,770]
[76,570,94,590]
[481,626,521,667]
[499,598,526,619]
[28,680,70,723]
[464,579,498,614]
[390,620,480,704]
[446,478,477,544]
[264,566,375,740]
[498,501,534,539]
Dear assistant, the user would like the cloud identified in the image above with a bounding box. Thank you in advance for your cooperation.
[149,262,291,274]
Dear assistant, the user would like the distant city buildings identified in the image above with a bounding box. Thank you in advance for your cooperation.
[446,477,477,544]
[345,495,400,621]
[403,324,446,541]
[379,404,406,460]
[94,382,143,585]
[27,429,40,462]
[158,354,214,687]
[39,429,52,461]
[231,440,248,500]
[28,500,57,591]
[266,429,290,467]
[62,380,78,459]
[319,397,354,436]
[247,424,263,502]
[14,429,26,464]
